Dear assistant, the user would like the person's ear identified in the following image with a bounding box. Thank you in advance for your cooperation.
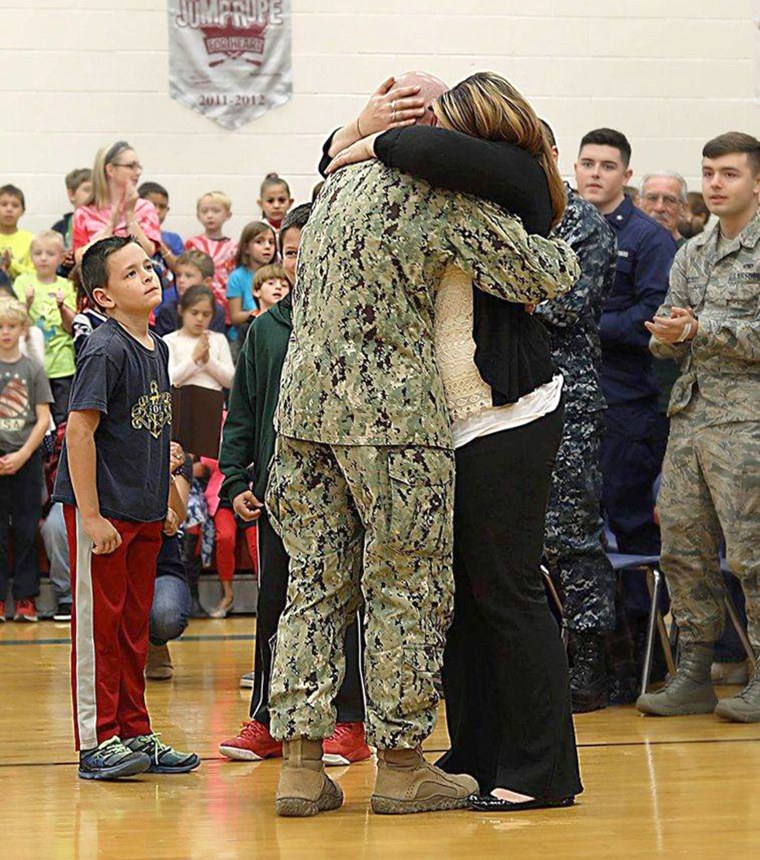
[224,209,232,222]
[257,197,263,210]
[92,287,114,309]
[624,167,634,184]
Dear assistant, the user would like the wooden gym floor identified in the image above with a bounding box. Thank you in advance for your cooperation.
[2,617,759,860]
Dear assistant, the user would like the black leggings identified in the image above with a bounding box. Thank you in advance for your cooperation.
[438,403,583,800]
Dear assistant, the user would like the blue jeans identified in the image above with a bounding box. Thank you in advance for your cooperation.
[150,575,191,646]
[40,502,71,605]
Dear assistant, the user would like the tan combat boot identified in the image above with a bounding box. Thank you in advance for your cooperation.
[145,643,173,680]
[636,643,717,716]
[275,737,344,818]
[371,747,478,814]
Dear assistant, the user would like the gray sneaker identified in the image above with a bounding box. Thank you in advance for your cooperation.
[636,643,718,716]
[715,666,760,723]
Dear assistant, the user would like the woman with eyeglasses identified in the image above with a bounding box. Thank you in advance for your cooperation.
[72,141,161,263]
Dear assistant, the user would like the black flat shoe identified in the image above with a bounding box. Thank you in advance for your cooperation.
[469,794,575,812]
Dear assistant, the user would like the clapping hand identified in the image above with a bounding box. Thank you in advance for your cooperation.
[645,306,698,344]
[192,332,210,365]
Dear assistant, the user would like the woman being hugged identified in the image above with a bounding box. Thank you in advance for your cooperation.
[72,141,161,263]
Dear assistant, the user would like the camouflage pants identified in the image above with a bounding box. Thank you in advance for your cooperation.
[544,410,616,633]
[659,398,760,651]
[265,436,455,748]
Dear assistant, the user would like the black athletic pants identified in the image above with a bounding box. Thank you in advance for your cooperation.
[438,403,583,800]
[0,449,43,601]
[250,512,365,724]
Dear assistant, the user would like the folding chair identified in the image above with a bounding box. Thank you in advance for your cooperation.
[606,552,676,696]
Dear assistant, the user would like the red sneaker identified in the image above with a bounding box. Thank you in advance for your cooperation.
[218,720,283,761]
[323,722,372,766]
[13,599,38,623]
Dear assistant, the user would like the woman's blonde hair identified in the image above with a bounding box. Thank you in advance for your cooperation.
[88,140,132,208]
[433,72,566,230]
[0,296,30,327]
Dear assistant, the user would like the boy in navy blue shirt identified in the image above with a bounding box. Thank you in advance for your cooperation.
[53,236,200,780]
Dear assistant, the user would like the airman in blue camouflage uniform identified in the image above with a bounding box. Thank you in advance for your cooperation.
[266,157,579,815]
[537,184,618,712]
[637,133,760,722]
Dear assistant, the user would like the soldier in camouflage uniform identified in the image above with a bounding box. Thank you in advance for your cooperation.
[536,178,619,713]
[266,149,579,815]
[637,132,760,721]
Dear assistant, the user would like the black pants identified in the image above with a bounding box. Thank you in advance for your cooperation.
[50,376,73,427]
[0,449,43,601]
[600,398,666,556]
[438,404,582,800]
[250,512,365,724]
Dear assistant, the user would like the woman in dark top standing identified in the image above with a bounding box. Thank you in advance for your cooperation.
[322,72,582,811]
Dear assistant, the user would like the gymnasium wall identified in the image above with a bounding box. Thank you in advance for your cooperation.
[1,0,756,237]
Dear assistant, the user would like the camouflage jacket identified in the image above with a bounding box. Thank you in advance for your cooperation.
[276,161,580,448]
[650,209,760,425]
[536,185,617,414]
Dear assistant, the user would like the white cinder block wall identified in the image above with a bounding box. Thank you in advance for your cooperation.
[1,0,756,238]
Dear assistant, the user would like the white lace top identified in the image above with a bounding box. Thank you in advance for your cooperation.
[434,264,563,448]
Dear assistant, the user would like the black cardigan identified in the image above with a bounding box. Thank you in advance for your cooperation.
[319,127,558,405]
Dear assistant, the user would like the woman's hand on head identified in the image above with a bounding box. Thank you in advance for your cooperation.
[326,134,382,175]
[357,77,426,137]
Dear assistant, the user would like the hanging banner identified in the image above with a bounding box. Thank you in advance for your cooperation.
[168,1,292,130]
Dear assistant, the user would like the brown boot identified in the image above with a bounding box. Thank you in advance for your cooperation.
[371,747,478,815]
[145,643,173,680]
[275,738,344,818]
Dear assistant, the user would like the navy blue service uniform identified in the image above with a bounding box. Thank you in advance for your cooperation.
[599,195,676,555]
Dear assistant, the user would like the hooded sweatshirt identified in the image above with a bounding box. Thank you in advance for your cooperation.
[219,292,292,504]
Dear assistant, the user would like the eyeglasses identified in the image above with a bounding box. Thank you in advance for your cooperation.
[112,161,143,172]
[643,192,680,207]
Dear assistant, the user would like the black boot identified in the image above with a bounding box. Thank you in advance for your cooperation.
[570,632,608,713]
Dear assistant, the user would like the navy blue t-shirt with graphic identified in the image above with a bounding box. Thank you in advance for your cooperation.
[53,318,172,523]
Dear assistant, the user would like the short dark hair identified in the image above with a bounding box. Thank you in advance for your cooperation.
[540,119,557,150]
[138,181,169,200]
[579,128,632,168]
[176,250,214,280]
[80,236,138,305]
[687,191,710,220]
[279,203,312,247]
[703,132,760,175]
[0,184,26,210]
[179,284,215,314]
[65,169,92,194]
